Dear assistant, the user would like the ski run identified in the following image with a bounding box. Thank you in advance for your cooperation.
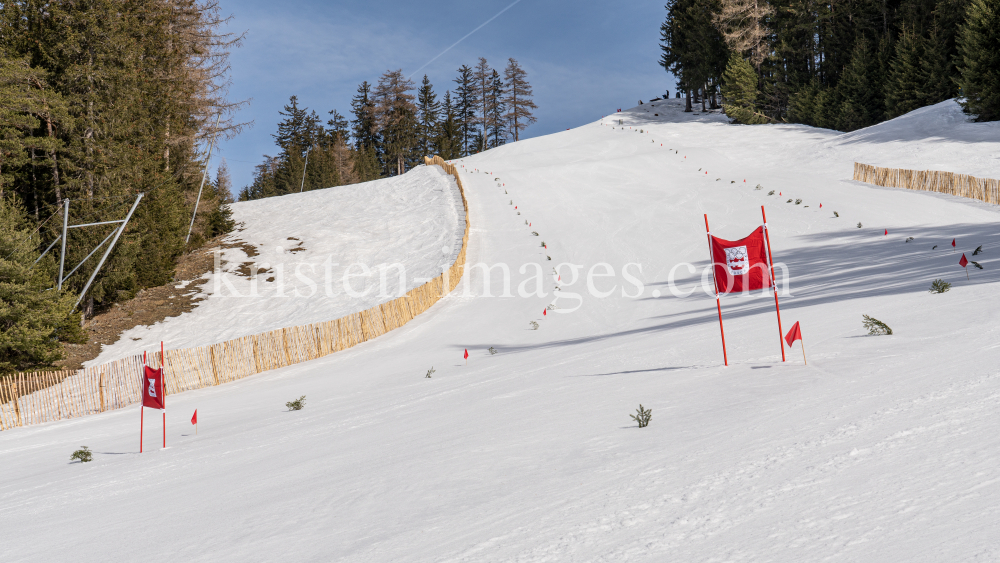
[3,98,1000,562]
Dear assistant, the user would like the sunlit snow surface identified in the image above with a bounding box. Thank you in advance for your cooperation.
[87,164,464,364]
[4,99,1000,562]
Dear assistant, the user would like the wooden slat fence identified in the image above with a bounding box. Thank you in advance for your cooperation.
[0,157,467,432]
[853,162,1000,205]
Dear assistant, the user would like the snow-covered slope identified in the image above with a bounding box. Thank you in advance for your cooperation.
[88,164,465,364]
[4,99,1000,562]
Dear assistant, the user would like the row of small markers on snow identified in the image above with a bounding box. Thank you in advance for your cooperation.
[459,163,556,325]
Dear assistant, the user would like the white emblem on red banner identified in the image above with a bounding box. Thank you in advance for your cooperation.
[148,378,157,398]
[724,245,749,275]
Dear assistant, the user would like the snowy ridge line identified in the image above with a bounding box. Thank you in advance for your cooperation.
[854,162,1000,205]
[0,156,470,432]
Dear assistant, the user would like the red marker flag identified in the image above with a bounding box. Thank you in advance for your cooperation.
[885,229,888,236]
[142,365,165,410]
[952,238,956,248]
[464,349,468,359]
[960,253,970,279]
[709,226,773,294]
[784,321,807,364]
[784,321,802,347]
[543,309,547,316]
[191,410,197,425]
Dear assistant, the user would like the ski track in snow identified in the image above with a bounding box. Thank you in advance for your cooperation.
[3,99,1000,562]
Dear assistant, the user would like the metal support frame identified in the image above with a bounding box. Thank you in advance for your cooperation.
[298,145,312,193]
[58,199,69,290]
[62,228,119,281]
[68,219,126,229]
[34,235,62,266]
[186,114,221,244]
[74,193,144,309]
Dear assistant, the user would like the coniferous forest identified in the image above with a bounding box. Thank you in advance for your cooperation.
[660,0,1000,128]
[0,1,241,371]
[238,57,537,201]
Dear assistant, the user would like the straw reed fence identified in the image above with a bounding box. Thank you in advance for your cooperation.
[0,156,467,431]
[853,162,1000,205]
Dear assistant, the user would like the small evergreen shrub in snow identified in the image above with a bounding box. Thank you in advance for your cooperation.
[930,279,951,293]
[795,199,802,205]
[973,245,983,256]
[857,222,863,228]
[786,199,793,203]
[630,405,652,428]
[489,347,497,355]
[971,260,984,270]
[70,446,92,463]
[530,321,539,330]
[286,396,306,411]
[834,211,839,217]
[905,237,914,243]
[426,367,436,378]
[768,190,775,195]
[862,315,893,335]
[755,184,763,190]
[531,231,539,236]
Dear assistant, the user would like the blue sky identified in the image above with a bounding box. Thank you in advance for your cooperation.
[214,0,673,190]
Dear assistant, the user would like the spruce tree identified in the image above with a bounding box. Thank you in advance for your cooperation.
[887,30,930,118]
[452,65,478,155]
[956,0,1000,121]
[834,39,879,131]
[721,54,769,124]
[436,91,462,160]
[0,196,84,373]
[373,69,418,176]
[416,75,440,158]
[502,58,537,142]
[487,70,506,148]
[472,58,493,153]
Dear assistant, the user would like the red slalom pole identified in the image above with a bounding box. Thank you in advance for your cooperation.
[161,341,165,449]
[140,351,146,453]
[761,206,786,362]
[704,214,728,366]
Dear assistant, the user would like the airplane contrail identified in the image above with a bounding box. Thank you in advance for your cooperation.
[408,0,525,78]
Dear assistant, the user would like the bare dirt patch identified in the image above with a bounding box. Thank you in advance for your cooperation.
[57,234,258,369]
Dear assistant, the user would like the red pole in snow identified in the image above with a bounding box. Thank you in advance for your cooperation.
[704,214,728,366]
[761,206,786,362]
[141,351,146,453]
[161,341,165,449]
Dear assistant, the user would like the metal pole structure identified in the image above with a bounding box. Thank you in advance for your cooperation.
[185,114,221,244]
[58,200,69,290]
[33,235,61,266]
[298,145,312,193]
[75,193,144,310]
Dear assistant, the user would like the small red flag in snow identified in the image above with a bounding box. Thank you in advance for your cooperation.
[191,410,197,424]
[819,203,822,208]
[884,229,888,236]
[960,253,968,268]
[784,321,802,347]
[464,349,469,359]
[952,238,956,247]
[543,309,547,316]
